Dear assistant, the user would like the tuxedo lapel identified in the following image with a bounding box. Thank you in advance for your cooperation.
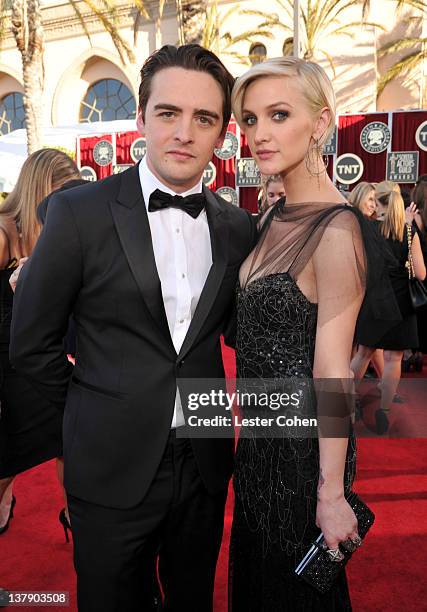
[178,187,229,361]
[109,165,174,350]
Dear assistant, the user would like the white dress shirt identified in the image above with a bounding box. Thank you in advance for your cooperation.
[139,157,213,427]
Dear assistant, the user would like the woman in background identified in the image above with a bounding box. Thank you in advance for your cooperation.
[348,181,377,218]
[0,148,81,538]
[404,176,427,371]
[348,182,385,380]
[258,174,286,214]
[351,181,426,433]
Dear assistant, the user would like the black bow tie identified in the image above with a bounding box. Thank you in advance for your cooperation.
[148,189,205,219]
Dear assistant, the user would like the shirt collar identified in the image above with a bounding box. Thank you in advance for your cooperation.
[139,156,203,210]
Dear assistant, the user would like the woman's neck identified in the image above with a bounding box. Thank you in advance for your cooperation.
[281,157,345,205]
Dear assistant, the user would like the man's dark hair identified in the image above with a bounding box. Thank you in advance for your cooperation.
[138,44,235,132]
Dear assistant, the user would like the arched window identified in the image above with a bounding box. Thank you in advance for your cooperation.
[80,78,136,123]
[249,43,267,65]
[0,92,25,135]
[283,37,294,57]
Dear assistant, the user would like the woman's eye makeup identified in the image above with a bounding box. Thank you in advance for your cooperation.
[272,110,289,121]
[242,114,257,126]
[242,110,289,125]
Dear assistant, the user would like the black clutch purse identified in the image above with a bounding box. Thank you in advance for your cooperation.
[295,492,375,594]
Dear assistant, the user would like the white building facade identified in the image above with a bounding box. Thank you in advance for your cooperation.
[0,0,425,136]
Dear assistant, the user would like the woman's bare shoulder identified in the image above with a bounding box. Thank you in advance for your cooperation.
[0,225,11,268]
[0,217,18,267]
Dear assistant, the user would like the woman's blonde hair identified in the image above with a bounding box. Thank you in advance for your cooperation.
[232,57,336,147]
[0,148,80,255]
[348,182,376,214]
[375,180,405,241]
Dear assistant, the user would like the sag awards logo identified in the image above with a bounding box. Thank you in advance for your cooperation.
[80,166,97,182]
[216,186,238,206]
[214,131,239,160]
[236,158,261,187]
[130,137,147,162]
[387,151,419,183]
[415,121,427,152]
[203,161,217,186]
[360,122,391,154]
[93,140,114,166]
[335,153,364,185]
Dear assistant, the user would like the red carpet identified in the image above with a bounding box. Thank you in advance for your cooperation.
[1,347,426,611]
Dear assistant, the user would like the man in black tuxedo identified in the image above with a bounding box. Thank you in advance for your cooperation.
[10,45,256,611]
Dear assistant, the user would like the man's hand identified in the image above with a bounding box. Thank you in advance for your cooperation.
[9,257,29,293]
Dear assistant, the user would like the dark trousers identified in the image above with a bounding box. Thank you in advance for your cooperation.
[68,432,228,612]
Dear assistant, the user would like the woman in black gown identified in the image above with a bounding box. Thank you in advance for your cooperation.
[229,58,369,610]
[0,149,80,535]
[347,182,385,379]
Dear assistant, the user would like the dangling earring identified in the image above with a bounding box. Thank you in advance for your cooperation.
[305,137,327,189]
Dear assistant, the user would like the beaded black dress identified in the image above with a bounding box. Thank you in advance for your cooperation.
[228,201,370,612]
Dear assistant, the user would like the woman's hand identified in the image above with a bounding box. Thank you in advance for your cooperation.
[9,257,28,293]
[316,495,359,554]
[405,202,419,225]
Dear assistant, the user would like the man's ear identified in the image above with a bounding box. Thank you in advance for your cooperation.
[137,108,146,136]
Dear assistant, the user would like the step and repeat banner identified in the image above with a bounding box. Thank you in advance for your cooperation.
[77,111,427,213]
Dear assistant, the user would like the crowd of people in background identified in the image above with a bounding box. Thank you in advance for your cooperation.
[258,174,427,434]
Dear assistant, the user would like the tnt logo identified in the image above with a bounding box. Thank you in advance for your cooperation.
[80,166,97,182]
[337,164,360,174]
[130,138,147,162]
[335,154,364,185]
[203,161,217,186]
[416,121,427,151]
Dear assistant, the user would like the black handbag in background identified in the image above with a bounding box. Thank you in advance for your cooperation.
[295,492,375,594]
[406,223,427,310]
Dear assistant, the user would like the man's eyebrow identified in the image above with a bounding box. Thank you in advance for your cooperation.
[153,104,220,120]
[153,104,182,112]
[194,108,220,120]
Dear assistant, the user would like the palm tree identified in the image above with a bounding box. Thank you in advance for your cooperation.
[1,0,150,153]
[10,0,45,154]
[244,0,379,76]
[377,0,427,100]
[181,0,273,65]
[0,0,8,50]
